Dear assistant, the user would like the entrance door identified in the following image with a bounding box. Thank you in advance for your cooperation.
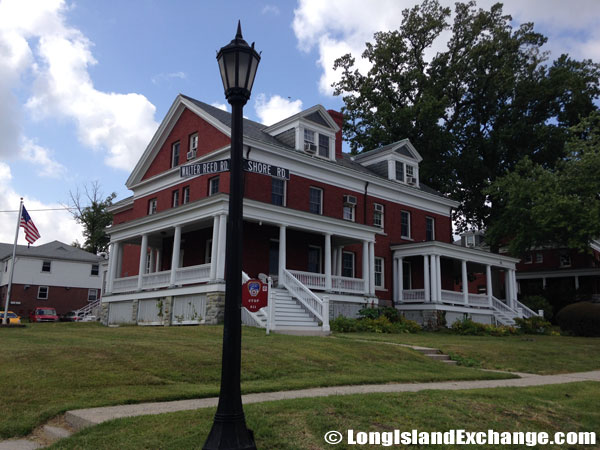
[269,240,279,275]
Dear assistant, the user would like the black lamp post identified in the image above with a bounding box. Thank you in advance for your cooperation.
[203,22,260,450]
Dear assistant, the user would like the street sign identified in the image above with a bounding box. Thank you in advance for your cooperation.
[242,279,268,312]
[180,159,230,178]
[180,158,289,180]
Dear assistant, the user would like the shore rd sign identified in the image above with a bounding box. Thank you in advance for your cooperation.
[180,158,290,180]
[242,279,268,312]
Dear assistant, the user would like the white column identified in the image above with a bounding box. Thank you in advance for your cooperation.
[115,244,123,280]
[430,255,437,302]
[436,255,442,302]
[462,260,469,305]
[397,257,404,302]
[393,257,398,303]
[216,214,227,280]
[332,248,338,276]
[137,234,148,291]
[423,255,430,302]
[369,241,375,295]
[362,241,369,295]
[169,225,182,286]
[210,216,220,281]
[486,265,493,305]
[505,269,511,306]
[278,225,286,285]
[336,246,343,276]
[107,242,119,294]
[324,233,332,291]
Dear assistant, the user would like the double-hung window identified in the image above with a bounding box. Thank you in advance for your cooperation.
[342,252,355,278]
[182,186,190,204]
[401,211,411,239]
[91,264,99,276]
[343,195,356,222]
[88,289,98,302]
[309,187,323,214]
[171,142,180,167]
[38,286,49,300]
[395,161,404,182]
[304,129,316,152]
[209,177,220,196]
[374,257,384,288]
[42,260,51,272]
[373,203,384,228]
[272,178,285,206]
[318,134,330,158]
[172,190,180,207]
[148,198,157,215]
[188,133,198,159]
[308,246,322,273]
[425,217,435,241]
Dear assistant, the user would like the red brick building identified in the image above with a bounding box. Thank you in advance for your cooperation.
[102,95,536,331]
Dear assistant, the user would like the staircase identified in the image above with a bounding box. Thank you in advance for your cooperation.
[74,299,101,320]
[270,288,322,333]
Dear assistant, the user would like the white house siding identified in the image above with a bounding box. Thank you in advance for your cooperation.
[3,257,102,290]
[108,301,134,324]
[172,295,206,325]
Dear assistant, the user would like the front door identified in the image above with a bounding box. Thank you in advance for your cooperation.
[269,240,279,275]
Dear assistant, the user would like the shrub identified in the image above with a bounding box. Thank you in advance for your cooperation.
[556,302,600,337]
[330,316,361,333]
[514,316,552,335]
[520,295,553,320]
[357,306,380,320]
[330,312,421,334]
[450,318,518,336]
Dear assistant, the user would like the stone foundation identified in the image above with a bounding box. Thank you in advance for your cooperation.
[100,303,109,326]
[205,292,225,324]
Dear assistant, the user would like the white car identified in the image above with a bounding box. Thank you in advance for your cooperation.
[80,315,98,322]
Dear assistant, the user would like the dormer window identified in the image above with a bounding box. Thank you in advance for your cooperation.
[304,129,316,153]
[395,161,404,182]
[406,165,416,184]
[303,128,332,159]
[318,135,330,158]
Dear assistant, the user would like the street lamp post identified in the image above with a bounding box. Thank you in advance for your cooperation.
[203,22,260,450]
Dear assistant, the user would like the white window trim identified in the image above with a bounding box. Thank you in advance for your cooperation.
[148,198,157,215]
[188,133,198,160]
[342,251,355,278]
[182,186,190,204]
[172,190,180,207]
[308,245,322,273]
[303,126,334,161]
[171,142,180,168]
[309,187,323,215]
[41,260,52,273]
[88,288,98,302]
[401,210,411,239]
[343,205,355,222]
[37,286,49,300]
[373,203,384,229]
[209,176,220,196]
[374,257,384,289]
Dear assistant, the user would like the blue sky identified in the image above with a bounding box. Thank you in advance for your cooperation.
[1,0,600,246]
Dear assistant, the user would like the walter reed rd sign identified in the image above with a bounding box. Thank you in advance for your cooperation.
[180,158,290,180]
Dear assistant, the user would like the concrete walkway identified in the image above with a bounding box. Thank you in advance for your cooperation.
[2,369,599,449]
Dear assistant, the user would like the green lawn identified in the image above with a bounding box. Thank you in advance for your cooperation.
[50,382,600,449]
[334,332,600,374]
[0,323,509,439]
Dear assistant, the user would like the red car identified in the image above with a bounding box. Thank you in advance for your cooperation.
[29,307,59,322]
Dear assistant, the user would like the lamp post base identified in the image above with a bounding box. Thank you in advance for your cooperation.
[202,413,256,450]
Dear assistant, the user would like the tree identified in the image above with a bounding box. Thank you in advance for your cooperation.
[332,0,600,232]
[68,182,116,255]
[485,112,600,256]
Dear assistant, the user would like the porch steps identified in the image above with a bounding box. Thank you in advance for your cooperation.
[411,346,457,365]
[271,288,321,332]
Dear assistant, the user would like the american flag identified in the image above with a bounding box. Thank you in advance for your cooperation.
[20,206,41,244]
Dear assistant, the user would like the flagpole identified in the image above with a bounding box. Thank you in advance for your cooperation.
[3,198,23,325]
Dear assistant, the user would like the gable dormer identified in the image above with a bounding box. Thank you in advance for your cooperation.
[264,105,340,162]
[353,139,423,188]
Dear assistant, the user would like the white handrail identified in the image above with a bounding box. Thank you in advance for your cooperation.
[514,299,540,318]
[74,299,101,317]
[491,296,518,316]
[282,268,329,331]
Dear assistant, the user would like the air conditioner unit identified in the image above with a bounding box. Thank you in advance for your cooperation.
[466,242,475,248]
[406,176,417,185]
[343,195,357,206]
[374,203,384,212]
[304,142,317,154]
[186,150,196,160]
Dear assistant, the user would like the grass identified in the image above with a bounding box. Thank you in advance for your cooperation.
[49,382,600,449]
[334,332,600,374]
[0,323,510,439]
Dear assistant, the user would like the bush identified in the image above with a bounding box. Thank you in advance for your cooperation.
[330,312,421,334]
[450,318,518,336]
[514,316,552,335]
[520,295,553,320]
[556,301,600,337]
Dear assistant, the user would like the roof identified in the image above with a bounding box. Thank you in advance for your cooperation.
[0,241,103,263]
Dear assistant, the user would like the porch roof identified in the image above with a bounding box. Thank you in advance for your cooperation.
[391,241,520,269]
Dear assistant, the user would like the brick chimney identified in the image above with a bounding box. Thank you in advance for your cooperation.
[328,109,344,159]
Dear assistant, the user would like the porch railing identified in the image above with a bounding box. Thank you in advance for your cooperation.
[440,289,465,304]
[332,275,365,294]
[174,264,211,284]
[142,270,171,289]
[468,293,490,306]
[112,275,138,293]
[401,289,425,302]
[287,270,326,290]
[282,268,329,331]
[111,263,211,294]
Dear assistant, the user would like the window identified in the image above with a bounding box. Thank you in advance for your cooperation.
[373,203,384,228]
[342,252,355,278]
[559,254,571,268]
[343,195,356,222]
[374,257,384,288]
[37,286,49,300]
[91,264,99,276]
[209,177,219,196]
[304,129,315,150]
[171,142,180,167]
[205,239,212,264]
[188,133,198,159]
[395,161,404,182]
[148,198,157,215]
[42,260,51,272]
[172,190,180,207]
[401,211,411,238]
[88,289,98,302]
[182,186,190,204]
[272,178,285,206]
[535,253,544,263]
[309,187,323,214]
[406,164,415,179]
[524,254,533,264]
[308,246,322,273]
[465,235,475,247]
[425,217,435,241]
[318,134,330,158]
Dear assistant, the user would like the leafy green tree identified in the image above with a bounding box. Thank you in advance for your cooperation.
[486,112,600,256]
[69,182,116,255]
[332,0,600,232]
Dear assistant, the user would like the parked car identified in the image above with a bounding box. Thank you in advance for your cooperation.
[0,311,21,325]
[61,311,83,322]
[80,314,98,322]
[29,307,59,322]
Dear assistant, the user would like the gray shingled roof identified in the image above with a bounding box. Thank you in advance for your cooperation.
[0,241,103,262]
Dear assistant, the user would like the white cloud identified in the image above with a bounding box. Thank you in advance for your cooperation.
[151,71,187,85]
[211,102,229,112]
[262,5,280,15]
[293,0,600,96]
[20,138,66,178]
[254,94,303,125]
[0,0,159,172]
[0,162,83,246]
